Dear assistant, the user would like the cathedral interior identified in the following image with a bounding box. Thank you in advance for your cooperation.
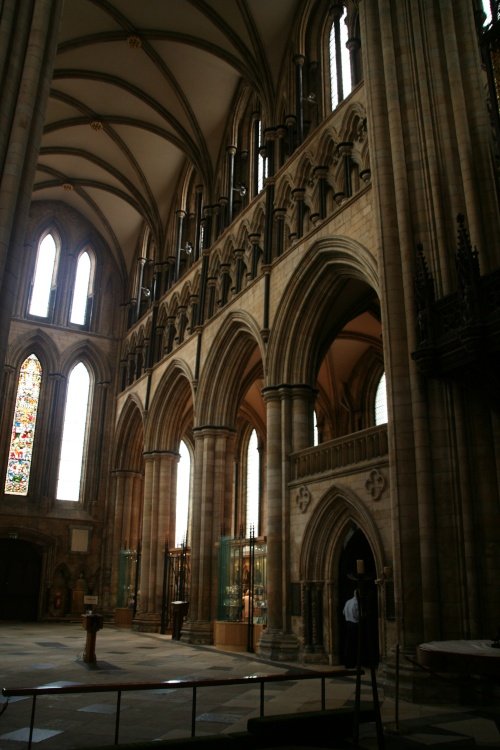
[0,0,499,705]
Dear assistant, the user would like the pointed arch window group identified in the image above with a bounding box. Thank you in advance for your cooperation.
[29,230,95,328]
[4,229,97,501]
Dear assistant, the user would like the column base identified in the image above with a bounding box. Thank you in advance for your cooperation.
[180,620,213,645]
[132,612,161,632]
[381,651,500,707]
[258,629,300,662]
[302,647,329,664]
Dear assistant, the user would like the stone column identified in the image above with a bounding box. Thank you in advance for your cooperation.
[259,384,315,661]
[273,209,287,258]
[294,54,305,144]
[106,469,143,609]
[292,188,305,240]
[135,450,178,631]
[175,210,186,281]
[0,0,65,403]
[227,146,237,223]
[182,426,234,645]
[314,167,329,220]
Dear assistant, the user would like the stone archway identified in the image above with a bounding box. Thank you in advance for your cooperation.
[300,487,384,665]
[0,538,42,620]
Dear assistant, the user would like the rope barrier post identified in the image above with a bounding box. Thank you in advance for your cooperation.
[321,676,326,710]
[191,686,197,737]
[260,680,265,716]
[395,643,400,732]
[114,690,122,745]
[28,694,37,750]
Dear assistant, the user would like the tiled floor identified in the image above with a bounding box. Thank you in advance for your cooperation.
[0,622,498,749]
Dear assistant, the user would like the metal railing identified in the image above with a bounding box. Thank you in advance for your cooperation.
[2,668,356,749]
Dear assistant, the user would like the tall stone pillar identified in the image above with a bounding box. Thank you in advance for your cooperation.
[135,450,178,631]
[259,384,316,661]
[182,426,235,644]
[0,0,64,402]
[102,468,144,614]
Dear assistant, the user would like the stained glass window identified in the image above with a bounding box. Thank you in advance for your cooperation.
[4,354,42,496]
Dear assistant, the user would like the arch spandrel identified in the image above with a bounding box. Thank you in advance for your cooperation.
[6,329,59,374]
[58,340,111,383]
[196,310,266,428]
[267,237,379,386]
[299,485,385,583]
[144,358,195,452]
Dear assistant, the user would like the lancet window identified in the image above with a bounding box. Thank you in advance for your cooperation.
[4,354,42,496]
[56,361,91,501]
[29,232,58,318]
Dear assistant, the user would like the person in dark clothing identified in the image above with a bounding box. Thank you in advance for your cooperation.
[343,590,359,667]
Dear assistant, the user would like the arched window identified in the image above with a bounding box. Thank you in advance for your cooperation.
[375,372,388,425]
[313,410,319,446]
[56,362,91,501]
[29,233,57,318]
[175,440,191,547]
[329,4,352,110]
[4,354,42,496]
[246,429,260,537]
[70,250,93,325]
[254,119,267,194]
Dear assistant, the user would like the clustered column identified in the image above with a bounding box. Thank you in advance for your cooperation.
[135,450,178,631]
[182,426,235,645]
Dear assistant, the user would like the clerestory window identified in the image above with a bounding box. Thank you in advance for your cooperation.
[70,250,93,325]
[175,440,192,547]
[246,429,260,537]
[375,372,388,425]
[329,2,363,110]
[29,233,58,318]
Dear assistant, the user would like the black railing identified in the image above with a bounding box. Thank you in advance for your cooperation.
[2,668,356,749]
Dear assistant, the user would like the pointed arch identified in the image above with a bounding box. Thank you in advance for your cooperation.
[267,237,379,386]
[113,395,145,471]
[145,359,195,452]
[300,485,385,582]
[196,311,265,427]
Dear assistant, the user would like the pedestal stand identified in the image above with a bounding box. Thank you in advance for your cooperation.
[81,613,104,664]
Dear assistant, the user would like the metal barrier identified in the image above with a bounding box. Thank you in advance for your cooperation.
[2,668,356,749]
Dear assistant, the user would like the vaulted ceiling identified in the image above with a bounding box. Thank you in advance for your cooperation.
[34,0,304,279]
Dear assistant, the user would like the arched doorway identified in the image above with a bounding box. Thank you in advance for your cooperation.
[0,539,42,620]
[338,525,379,667]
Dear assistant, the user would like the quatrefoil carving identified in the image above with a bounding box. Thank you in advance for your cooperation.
[296,485,311,513]
[365,469,385,501]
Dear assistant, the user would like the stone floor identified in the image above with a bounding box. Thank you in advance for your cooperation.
[0,622,499,749]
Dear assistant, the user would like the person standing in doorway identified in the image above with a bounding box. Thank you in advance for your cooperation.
[343,589,359,667]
